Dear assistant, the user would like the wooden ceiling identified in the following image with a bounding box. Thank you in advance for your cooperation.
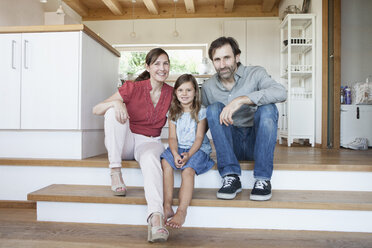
[63,0,282,21]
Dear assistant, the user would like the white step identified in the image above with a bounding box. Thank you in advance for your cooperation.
[1,165,372,201]
[28,185,372,233]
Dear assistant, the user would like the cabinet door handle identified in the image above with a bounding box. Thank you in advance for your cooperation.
[24,40,29,69]
[12,40,16,69]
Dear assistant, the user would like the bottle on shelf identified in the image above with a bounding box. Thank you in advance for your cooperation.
[344,86,352,104]
[340,86,344,104]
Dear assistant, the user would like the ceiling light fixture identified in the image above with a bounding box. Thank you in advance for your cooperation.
[56,0,65,16]
[130,0,136,38]
[173,0,179,37]
[40,0,47,3]
[56,5,65,15]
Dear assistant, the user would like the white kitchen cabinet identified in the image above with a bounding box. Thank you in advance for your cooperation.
[0,32,79,129]
[20,32,80,129]
[278,14,316,147]
[0,34,21,129]
[0,25,119,159]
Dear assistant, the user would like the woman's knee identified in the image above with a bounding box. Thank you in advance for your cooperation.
[104,107,115,120]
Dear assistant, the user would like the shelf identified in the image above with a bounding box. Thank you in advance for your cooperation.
[279,14,315,147]
[281,44,312,54]
[280,14,315,29]
[281,71,312,79]
[290,96,313,101]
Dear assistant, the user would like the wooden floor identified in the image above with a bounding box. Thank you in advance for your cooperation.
[0,208,371,248]
[1,145,372,171]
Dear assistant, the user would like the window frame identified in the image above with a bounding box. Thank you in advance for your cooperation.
[113,43,209,82]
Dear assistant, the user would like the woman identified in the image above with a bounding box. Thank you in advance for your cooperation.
[93,48,172,242]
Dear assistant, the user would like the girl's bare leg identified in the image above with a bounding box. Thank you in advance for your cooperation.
[168,167,195,228]
[162,159,175,220]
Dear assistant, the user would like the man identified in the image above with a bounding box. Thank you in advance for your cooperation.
[201,37,287,201]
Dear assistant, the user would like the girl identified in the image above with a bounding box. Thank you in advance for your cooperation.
[160,74,214,229]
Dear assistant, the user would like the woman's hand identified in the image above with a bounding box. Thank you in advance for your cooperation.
[113,100,130,124]
[174,154,183,168]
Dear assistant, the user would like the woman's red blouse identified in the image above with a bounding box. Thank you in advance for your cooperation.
[118,79,173,137]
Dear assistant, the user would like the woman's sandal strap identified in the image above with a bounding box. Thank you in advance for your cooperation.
[110,170,127,194]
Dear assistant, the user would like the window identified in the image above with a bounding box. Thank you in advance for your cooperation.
[113,44,208,82]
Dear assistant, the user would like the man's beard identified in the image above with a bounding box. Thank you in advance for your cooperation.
[217,64,236,80]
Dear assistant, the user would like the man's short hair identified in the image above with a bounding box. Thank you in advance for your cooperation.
[208,37,241,60]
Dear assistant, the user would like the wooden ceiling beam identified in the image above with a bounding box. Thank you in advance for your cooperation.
[84,4,279,20]
[262,0,278,12]
[184,0,195,13]
[63,0,89,17]
[143,0,160,15]
[224,0,234,12]
[101,0,123,15]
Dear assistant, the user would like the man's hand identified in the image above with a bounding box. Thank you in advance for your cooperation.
[219,96,253,126]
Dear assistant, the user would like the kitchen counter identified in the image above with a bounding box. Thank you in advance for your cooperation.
[0,24,120,57]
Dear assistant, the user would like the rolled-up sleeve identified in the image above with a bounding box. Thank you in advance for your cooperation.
[247,67,287,106]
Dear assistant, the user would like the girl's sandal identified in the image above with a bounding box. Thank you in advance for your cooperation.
[147,212,169,243]
[110,170,127,196]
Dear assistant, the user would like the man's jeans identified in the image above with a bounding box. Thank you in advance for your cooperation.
[206,102,278,180]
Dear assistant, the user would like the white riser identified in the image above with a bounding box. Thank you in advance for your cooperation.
[37,201,372,233]
[1,165,372,200]
[0,131,106,159]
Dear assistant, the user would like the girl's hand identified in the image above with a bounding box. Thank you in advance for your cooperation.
[174,154,183,168]
[113,100,130,124]
[179,152,190,166]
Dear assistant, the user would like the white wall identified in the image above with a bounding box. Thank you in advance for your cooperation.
[0,0,44,26]
[84,18,224,46]
[341,0,372,85]
[43,1,82,24]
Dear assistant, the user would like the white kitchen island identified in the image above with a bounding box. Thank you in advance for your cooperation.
[0,25,120,159]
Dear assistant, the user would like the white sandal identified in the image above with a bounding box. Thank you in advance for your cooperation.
[147,212,169,243]
[110,170,127,196]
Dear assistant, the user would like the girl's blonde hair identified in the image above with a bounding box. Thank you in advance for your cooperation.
[169,74,201,122]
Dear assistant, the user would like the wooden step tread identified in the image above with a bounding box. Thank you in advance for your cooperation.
[2,146,372,171]
[28,184,372,211]
[2,208,372,248]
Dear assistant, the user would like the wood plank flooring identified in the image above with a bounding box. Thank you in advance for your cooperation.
[0,208,371,248]
[28,184,372,211]
[1,145,372,171]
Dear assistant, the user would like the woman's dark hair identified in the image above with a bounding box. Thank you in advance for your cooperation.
[169,74,201,122]
[134,48,170,82]
[208,37,241,61]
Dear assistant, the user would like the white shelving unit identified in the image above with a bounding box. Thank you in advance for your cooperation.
[278,14,316,147]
